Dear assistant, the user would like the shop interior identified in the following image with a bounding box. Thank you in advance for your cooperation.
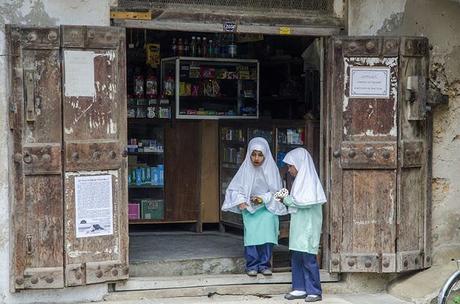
[125,28,323,277]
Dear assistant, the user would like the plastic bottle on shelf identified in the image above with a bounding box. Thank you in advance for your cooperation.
[202,37,208,57]
[228,34,237,58]
[208,39,214,57]
[145,72,158,98]
[134,67,144,98]
[196,37,202,57]
[190,36,197,57]
[184,38,190,56]
[171,37,177,56]
[177,38,184,56]
[163,74,174,96]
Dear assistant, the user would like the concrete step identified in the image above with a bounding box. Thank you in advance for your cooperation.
[128,231,291,277]
[130,256,246,277]
[101,293,412,304]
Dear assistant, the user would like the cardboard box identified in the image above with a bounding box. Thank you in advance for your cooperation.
[141,199,164,220]
[128,203,140,220]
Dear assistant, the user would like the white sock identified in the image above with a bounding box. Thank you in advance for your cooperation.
[290,290,307,296]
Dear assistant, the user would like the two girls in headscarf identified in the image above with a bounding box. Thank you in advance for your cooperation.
[222,139,326,302]
[221,137,286,276]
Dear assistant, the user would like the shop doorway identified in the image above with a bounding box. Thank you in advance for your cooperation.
[124,28,325,277]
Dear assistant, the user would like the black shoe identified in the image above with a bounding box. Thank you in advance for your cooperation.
[305,295,322,302]
[284,293,306,300]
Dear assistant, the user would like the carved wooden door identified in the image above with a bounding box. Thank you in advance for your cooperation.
[328,37,431,273]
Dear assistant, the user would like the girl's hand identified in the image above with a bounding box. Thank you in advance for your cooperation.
[238,203,247,210]
[250,196,263,205]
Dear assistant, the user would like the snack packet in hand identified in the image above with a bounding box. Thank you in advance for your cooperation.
[274,188,289,201]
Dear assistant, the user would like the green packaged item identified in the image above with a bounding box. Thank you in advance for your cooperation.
[141,199,164,220]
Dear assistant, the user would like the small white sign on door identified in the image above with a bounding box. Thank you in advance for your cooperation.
[75,174,114,238]
[349,66,391,98]
[64,50,95,97]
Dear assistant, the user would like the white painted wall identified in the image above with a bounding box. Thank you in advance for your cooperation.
[0,1,112,303]
[348,0,460,265]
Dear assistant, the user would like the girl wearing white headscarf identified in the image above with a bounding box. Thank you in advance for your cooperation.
[281,148,326,302]
[222,137,287,276]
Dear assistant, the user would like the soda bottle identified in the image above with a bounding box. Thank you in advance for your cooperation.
[177,38,184,56]
[196,37,202,57]
[134,67,144,98]
[145,72,158,98]
[208,39,214,57]
[184,38,190,56]
[202,37,208,57]
[171,38,177,56]
[190,36,197,57]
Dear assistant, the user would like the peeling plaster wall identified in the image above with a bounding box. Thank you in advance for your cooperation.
[0,1,111,303]
[349,0,460,265]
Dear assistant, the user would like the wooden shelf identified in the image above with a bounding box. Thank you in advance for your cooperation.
[128,152,163,155]
[129,219,197,224]
[129,185,164,189]
[128,118,171,125]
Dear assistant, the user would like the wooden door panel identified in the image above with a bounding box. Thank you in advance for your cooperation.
[329,36,431,273]
[330,37,399,273]
[165,121,201,221]
[8,26,64,290]
[62,26,128,286]
[397,37,431,271]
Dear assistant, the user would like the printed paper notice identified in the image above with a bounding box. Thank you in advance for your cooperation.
[350,66,390,98]
[75,175,113,238]
[64,50,95,97]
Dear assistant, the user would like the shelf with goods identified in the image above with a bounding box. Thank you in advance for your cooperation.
[127,63,173,121]
[127,123,166,223]
[161,57,259,120]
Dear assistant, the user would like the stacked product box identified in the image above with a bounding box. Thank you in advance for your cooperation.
[128,164,164,186]
[128,202,140,220]
[141,199,164,220]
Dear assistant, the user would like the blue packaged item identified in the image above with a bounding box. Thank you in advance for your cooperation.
[158,164,164,185]
[145,167,151,183]
[135,167,142,185]
[150,166,158,185]
[154,167,160,185]
[141,167,146,183]
[128,173,131,185]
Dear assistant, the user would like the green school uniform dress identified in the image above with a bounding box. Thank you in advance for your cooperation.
[283,195,322,254]
[242,205,279,246]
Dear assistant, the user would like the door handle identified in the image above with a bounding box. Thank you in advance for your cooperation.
[26,234,33,255]
[333,150,341,158]
[24,70,36,122]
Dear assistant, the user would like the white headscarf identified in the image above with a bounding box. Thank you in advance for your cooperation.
[222,137,285,215]
[283,148,326,212]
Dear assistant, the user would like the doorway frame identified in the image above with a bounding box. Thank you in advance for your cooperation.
[112,18,339,279]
